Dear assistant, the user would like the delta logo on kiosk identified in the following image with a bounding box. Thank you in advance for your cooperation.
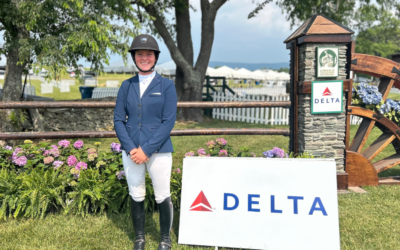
[190,191,213,212]
[323,87,331,96]
[311,80,343,114]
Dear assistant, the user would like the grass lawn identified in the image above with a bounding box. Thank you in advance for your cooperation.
[1,185,400,249]
[1,120,400,249]
[0,73,134,101]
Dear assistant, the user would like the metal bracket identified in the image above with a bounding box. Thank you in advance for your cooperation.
[348,109,352,112]
[351,59,358,65]
[396,130,400,137]
[391,66,400,75]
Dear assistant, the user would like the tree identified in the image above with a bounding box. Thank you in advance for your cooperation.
[0,0,139,139]
[248,0,397,28]
[354,4,400,58]
[133,0,228,121]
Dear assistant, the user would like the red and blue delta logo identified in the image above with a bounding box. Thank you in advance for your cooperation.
[190,191,213,212]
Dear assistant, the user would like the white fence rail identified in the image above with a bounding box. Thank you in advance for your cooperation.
[212,92,290,125]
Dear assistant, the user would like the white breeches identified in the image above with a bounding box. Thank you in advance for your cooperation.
[122,151,172,204]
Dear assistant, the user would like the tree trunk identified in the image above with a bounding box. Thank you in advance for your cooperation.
[0,43,26,147]
[177,70,203,121]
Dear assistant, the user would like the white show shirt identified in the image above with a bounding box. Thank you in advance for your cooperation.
[138,71,156,98]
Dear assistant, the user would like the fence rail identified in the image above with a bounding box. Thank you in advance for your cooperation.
[213,92,290,125]
[0,100,290,139]
[0,101,291,109]
[0,128,290,140]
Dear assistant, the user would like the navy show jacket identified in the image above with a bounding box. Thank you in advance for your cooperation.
[113,73,177,158]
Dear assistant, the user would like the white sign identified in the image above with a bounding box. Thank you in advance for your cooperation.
[59,82,70,92]
[61,80,75,86]
[317,46,339,78]
[85,79,97,86]
[40,83,53,94]
[106,80,119,87]
[179,158,340,250]
[311,80,343,114]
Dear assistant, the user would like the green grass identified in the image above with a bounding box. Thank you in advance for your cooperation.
[2,121,400,249]
[387,92,400,101]
[0,182,399,249]
[0,73,134,101]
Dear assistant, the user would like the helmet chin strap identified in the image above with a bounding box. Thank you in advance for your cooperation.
[132,54,157,74]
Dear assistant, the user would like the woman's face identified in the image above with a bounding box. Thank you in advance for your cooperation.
[135,50,156,73]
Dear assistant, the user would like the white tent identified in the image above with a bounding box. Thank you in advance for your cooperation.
[214,66,245,78]
[206,67,225,77]
[277,72,290,80]
[252,70,269,81]
[236,68,254,79]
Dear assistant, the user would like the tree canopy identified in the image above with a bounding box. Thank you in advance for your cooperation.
[0,0,140,80]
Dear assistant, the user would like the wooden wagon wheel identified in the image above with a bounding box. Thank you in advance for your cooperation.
[346,54,400,186]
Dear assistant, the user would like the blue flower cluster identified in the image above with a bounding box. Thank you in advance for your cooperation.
[379,98,400,114]
[355,82,382,105]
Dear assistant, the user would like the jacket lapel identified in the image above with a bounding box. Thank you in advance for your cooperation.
[130,75,140,100]
[142,73,161,97]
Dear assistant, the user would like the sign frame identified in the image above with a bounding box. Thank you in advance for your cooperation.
[311,80,343,114]
[317,46,339,78]
[178,157,341,250]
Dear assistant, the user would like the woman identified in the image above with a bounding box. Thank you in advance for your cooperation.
[114,34,177,250]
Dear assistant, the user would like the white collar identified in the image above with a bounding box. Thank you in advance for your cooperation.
[138,71,156,82]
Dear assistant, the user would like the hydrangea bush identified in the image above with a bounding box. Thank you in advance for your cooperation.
[0,140,182,219]
[352,82,383,111]
[352,82,400,125]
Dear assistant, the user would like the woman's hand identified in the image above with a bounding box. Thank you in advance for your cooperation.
[130,147,149,165]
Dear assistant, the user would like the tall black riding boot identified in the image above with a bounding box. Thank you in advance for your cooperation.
[130,197,146,250]
[157,197,173,250]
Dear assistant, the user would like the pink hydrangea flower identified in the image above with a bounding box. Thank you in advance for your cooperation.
[12,148,24,160]
[185,151,194,157]
[216,138,227,145]
[14,156,27,166]
[206,141,215,147]
[251,152,256,157]
[50,145,59,157]
[53,161,64,169]
[44,156,54,164]
[218,150,228,157]
[58,140,70,148]
[206,154,211,157]
[197,148,206,155]
[176,168,181,174]
[111,142,122,153]
[272,147,285,158]
[73,140,84,149]
[75,162,88,170]
[67,155,77,166]
[43,150,51,156]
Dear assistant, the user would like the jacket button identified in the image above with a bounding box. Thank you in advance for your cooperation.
[138,114,141,117]
[138,104,141,107]
[139,123,141,126]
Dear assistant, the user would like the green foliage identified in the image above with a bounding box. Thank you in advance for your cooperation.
[16,168,67,219]
[355,4,400,58]
[0,0,142,80]
[65,169,114,216]
[0,169,22,220]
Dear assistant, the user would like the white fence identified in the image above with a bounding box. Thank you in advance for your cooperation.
[231,86,287,96]
[212,92,289,125]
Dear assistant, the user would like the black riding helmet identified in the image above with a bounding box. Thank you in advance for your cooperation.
[129,34,161,73]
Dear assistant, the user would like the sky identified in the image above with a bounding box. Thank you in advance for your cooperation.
[110,0,297,66]
[0,0,298,67]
